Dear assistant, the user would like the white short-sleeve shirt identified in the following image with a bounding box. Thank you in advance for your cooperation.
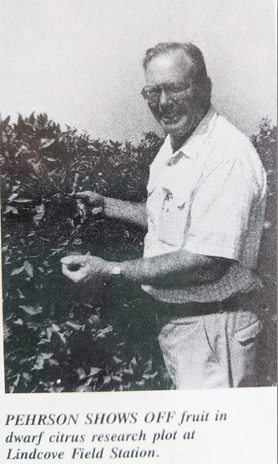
[143,107,267,303]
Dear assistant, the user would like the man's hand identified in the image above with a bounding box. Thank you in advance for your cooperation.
[73,191,105,215]
[61,254,112,284]
[71,192,147,228]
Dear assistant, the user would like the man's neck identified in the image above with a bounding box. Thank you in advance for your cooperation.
[170,107,209,153]
[170,134,191,154]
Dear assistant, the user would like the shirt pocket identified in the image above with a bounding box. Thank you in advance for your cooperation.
[157,187,189,247]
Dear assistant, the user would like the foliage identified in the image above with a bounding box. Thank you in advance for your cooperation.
[251,119,277,384]
[1,112,169,393]
[1,113,276,392]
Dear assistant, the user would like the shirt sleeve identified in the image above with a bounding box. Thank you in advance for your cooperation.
[184,155,261,261]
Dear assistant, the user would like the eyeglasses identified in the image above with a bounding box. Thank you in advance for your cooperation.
[141,82,194,104]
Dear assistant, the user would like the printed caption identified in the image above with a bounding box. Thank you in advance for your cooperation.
[4,409,228,460]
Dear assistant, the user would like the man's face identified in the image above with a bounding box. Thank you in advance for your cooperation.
[144,50,206,142]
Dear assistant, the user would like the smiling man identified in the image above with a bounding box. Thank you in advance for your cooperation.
[61,43,267,389]
[142,44,211,152]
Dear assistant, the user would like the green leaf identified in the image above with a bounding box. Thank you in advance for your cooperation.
[11,266,25,276]
[32,353,53,370]
[96,325,113,339]
[24,261,34,277]
[4,206,18,215]
[3,323,11,341]
[76,368,87,380]
[89,367,102,377]
[22,372,32,382]
[101,376,112,387]
[66,321,85,331]
[13,198,32,203]
[41,138,55,148]
[20,305,43,315]
[3,115,11,124]
[76,384,93,392]
[7,193,19,202]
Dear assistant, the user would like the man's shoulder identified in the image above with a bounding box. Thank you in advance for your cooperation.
[213,114,254,151]
[211,113,263,167]
[206,112,266,189]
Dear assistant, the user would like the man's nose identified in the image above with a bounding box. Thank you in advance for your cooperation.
[159,89,172,109]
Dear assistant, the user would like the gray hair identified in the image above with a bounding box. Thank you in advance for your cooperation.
[143,42,212,110]
[143,42,209,82]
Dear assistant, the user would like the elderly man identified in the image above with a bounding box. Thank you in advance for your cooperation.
[61,42,266,389]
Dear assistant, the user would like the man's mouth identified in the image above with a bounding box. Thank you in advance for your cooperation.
[160,113,180,124]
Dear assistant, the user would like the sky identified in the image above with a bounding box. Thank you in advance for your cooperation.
[0,0,276,142]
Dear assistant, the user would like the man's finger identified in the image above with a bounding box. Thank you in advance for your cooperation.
[74,191,96,199]
[62,264,86,282]
[62,263,77,280]
[74,191,90,197]
[60,255,87,265]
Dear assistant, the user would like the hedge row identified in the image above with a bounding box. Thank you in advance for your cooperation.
[1,113,276,392]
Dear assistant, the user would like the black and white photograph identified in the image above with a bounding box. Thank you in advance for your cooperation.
[0,0,276,462]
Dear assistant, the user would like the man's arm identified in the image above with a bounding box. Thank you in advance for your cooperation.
[74,191,147,229]
[117,250,231,287]
[61,250,232,287]
[104,197,147,229]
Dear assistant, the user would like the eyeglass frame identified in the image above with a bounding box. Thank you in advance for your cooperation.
[141,80,197,104]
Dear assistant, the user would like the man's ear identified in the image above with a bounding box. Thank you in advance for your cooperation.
[197,76,212,109]
[204,76,212,95]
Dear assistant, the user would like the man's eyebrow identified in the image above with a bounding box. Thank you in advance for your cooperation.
[148,81,188,87]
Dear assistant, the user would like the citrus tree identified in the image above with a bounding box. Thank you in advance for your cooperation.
[1,113,276,392]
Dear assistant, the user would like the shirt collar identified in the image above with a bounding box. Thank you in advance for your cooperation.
[165,106,217,165]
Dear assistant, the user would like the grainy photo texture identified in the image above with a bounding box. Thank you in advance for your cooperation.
[1,1,276,394]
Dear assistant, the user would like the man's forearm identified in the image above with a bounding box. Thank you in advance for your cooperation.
[113,250,231,287]
[61,250,232,288]
[104,197,147,229]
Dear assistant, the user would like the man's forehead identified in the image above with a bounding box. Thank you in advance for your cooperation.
[145,50,194,82]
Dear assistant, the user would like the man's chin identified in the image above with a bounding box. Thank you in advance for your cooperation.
[160,118,189,137]
[160,115,181,127]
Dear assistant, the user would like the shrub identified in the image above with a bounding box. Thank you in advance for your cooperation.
[251,119,277,385]
[1,113,169,393]
[1,113,276,392]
